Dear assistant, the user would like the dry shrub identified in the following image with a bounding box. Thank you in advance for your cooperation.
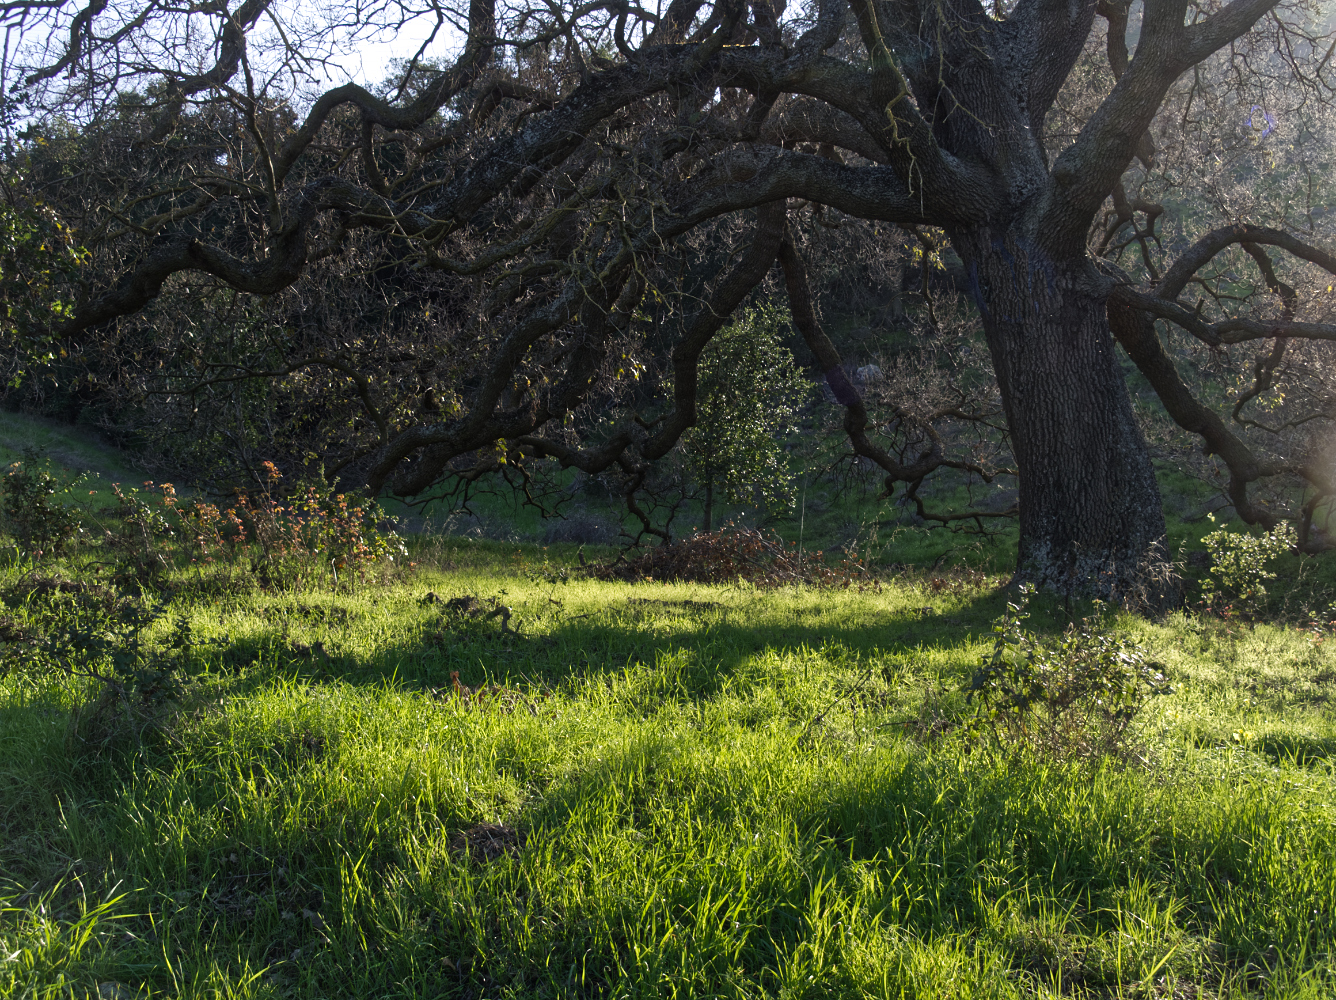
[921,567,1001,595]
[588,524,881,589]
[109,463,407,592]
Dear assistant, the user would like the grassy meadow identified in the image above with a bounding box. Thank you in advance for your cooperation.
[0,411,1333,998]
[1,531,1335,999]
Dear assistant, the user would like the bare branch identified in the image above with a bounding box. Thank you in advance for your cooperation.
[1044,0,1278,254]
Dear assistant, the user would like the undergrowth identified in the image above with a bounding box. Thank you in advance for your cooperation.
[965,585,1172,761]
[1,454,407,595]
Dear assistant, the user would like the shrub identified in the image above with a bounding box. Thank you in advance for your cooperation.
[1199,516,1296,615]
[0,450,87,557]
[965,585,1171,760]
[107,464,406,591]
[0,579,193,753]
[229,465,406,588]
[588,523,879,589]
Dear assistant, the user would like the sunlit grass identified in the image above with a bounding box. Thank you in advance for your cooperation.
[1,547,1335,998]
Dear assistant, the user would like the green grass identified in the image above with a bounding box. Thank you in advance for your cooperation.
[2,542,1335,999]
[0,411,145,498]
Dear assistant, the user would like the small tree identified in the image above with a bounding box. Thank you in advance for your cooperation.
[0,182,85,384]
[683,305,809,532]
[1,449,86,558]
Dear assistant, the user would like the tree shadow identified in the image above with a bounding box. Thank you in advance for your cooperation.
[1256,733,1336,768]
[276,584,1030,697]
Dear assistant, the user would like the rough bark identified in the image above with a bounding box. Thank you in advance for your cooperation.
[956,231,1173,606]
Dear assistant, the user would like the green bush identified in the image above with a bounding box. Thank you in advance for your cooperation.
[965,585,1171,759]
[1199,516,1296,614]
[0,450,87,557]
[16,588,198,755]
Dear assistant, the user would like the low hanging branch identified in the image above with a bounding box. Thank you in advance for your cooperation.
[1107,220,1336,543]
[7,0,1336,593]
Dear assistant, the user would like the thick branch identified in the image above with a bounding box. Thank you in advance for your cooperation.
[140,0,273,145]
[666,146,934,229]
[1044,0,1278,254]
[1108,286,1286,527]
[24,0,111,85]
[1157,224,1336,300]
[1111,287,1336,347]
[781,228,931,481]
[1008,0,1100,136]
[274,0,496,183]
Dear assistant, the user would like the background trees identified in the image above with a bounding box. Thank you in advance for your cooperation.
[0,172,86,380]
[1,0,1335,601]
[683,304,809,531]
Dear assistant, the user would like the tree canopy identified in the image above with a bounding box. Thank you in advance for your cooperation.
[3,0,1336,602]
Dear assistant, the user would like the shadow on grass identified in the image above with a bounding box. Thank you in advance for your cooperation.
[1257,733,1336,768]
[261,584,1035,697]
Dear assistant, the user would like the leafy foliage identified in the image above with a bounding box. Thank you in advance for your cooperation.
[1199,517,1297,614]
[682,305,809,527]
[0,576,205,757]
[0,190,86,381]
[43,595,184,750]
[966,585,1171,760]
[0,449,87,557]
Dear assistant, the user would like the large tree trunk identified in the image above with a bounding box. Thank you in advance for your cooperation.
[955,231,1175,608]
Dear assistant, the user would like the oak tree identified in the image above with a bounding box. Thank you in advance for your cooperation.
[5,0,1336,604]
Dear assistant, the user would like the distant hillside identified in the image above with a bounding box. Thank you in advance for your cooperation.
[0,410,151,509]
